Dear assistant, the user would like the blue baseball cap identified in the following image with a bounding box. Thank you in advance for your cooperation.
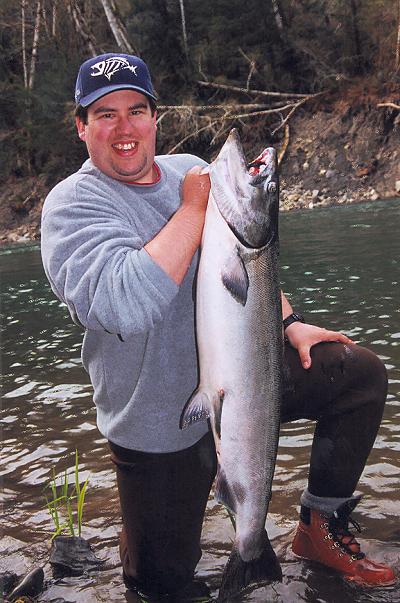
[75,53,157,107]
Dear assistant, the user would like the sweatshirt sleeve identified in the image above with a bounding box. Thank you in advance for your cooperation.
[41,179,179,339]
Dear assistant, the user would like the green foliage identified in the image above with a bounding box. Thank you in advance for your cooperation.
[44,450,90,540]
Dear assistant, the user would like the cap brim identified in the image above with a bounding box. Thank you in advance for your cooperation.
[78,84,157,107]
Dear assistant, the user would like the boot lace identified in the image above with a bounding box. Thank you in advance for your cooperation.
[329,511,365,560]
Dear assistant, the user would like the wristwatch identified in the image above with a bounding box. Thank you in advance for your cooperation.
[283,312,305,331]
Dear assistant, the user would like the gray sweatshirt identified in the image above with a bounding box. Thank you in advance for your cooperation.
[41,155,209,452]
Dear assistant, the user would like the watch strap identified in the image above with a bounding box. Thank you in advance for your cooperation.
[283,312,305,331]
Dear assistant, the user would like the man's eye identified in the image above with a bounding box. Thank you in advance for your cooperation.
[102,113,114,119]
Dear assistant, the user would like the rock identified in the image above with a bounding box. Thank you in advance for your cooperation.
[6,232,30,244]
[395,180,400,193]
[50,536,105,578]
[311,155,320,169]
[308,201,314,209]
[312,189,319,198]
[325,169,336,179]
[7,567,44,601]
[302,161,309,170]
[0,571,18,597]
[370,189,379,201]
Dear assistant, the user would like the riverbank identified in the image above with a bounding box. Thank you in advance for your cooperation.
[280,86,400,211]
[1,86,399,246]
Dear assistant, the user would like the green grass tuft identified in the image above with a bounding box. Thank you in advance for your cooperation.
[44,449,90,540]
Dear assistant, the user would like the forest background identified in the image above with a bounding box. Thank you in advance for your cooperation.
[0,0,399,243]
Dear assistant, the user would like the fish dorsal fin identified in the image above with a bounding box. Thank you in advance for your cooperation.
[221,249,249,306]
[180,390,211,429]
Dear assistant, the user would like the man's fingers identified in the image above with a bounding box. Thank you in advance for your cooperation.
[299,346,312,370]
[337,332,354,344]
[326,330,354,344]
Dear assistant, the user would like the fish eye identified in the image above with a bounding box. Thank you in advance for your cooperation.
[267,181,277,193]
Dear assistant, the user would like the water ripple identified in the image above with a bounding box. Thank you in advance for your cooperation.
[1,200,399,602]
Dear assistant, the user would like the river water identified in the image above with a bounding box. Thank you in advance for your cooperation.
[1,199,399,602]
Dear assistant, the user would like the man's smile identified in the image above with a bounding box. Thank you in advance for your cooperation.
[112,141,138,153]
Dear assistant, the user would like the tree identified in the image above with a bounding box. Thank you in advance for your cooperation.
[98,0,135,53]
[178,0,189,61]
[67,0,99,57]
[396,0,400,71]
[21,0,42,91]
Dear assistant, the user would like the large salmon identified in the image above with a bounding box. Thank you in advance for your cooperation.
[181,129,283,600]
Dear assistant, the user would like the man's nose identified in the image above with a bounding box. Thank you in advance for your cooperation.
[116,114,136,135]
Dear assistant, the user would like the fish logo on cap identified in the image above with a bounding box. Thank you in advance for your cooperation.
[90,56,138,81]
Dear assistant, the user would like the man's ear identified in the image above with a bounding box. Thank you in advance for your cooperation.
[75,117,86,141]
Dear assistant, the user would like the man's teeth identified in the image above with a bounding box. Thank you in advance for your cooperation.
[114,142,137,150]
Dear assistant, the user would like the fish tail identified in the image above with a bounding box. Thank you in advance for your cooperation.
[217,531,282,602]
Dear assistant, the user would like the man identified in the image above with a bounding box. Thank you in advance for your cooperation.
[41,53,396,601]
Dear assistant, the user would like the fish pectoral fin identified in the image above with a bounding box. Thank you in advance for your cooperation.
[180,390,211,429]
[215,466,237,514]
[221,250,249,306]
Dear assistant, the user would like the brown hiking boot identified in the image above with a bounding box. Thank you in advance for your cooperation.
[292,497,396,586]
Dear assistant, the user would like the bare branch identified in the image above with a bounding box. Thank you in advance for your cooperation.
[238,47,257,91]
[157,103,273,111]
[226,104,298,120]
[271,97,311,135]
[156,109,172,126]
[157,79,321,158]
[377,102,400,110]
[277,124,290,165]
[197,55,208,82]
[197,80,313,99]
[167,120,220,154]
[210,121,232,146]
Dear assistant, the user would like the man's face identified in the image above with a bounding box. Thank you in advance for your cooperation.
[76,89,157,183]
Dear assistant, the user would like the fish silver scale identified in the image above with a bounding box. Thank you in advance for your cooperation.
[194,187,282,563]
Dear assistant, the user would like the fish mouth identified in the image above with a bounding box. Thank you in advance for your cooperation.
[209,129,279,249]
[248,148,277,189]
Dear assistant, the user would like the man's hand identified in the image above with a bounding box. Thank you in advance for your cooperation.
[285,321,354,370]
[181,165,210,215]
